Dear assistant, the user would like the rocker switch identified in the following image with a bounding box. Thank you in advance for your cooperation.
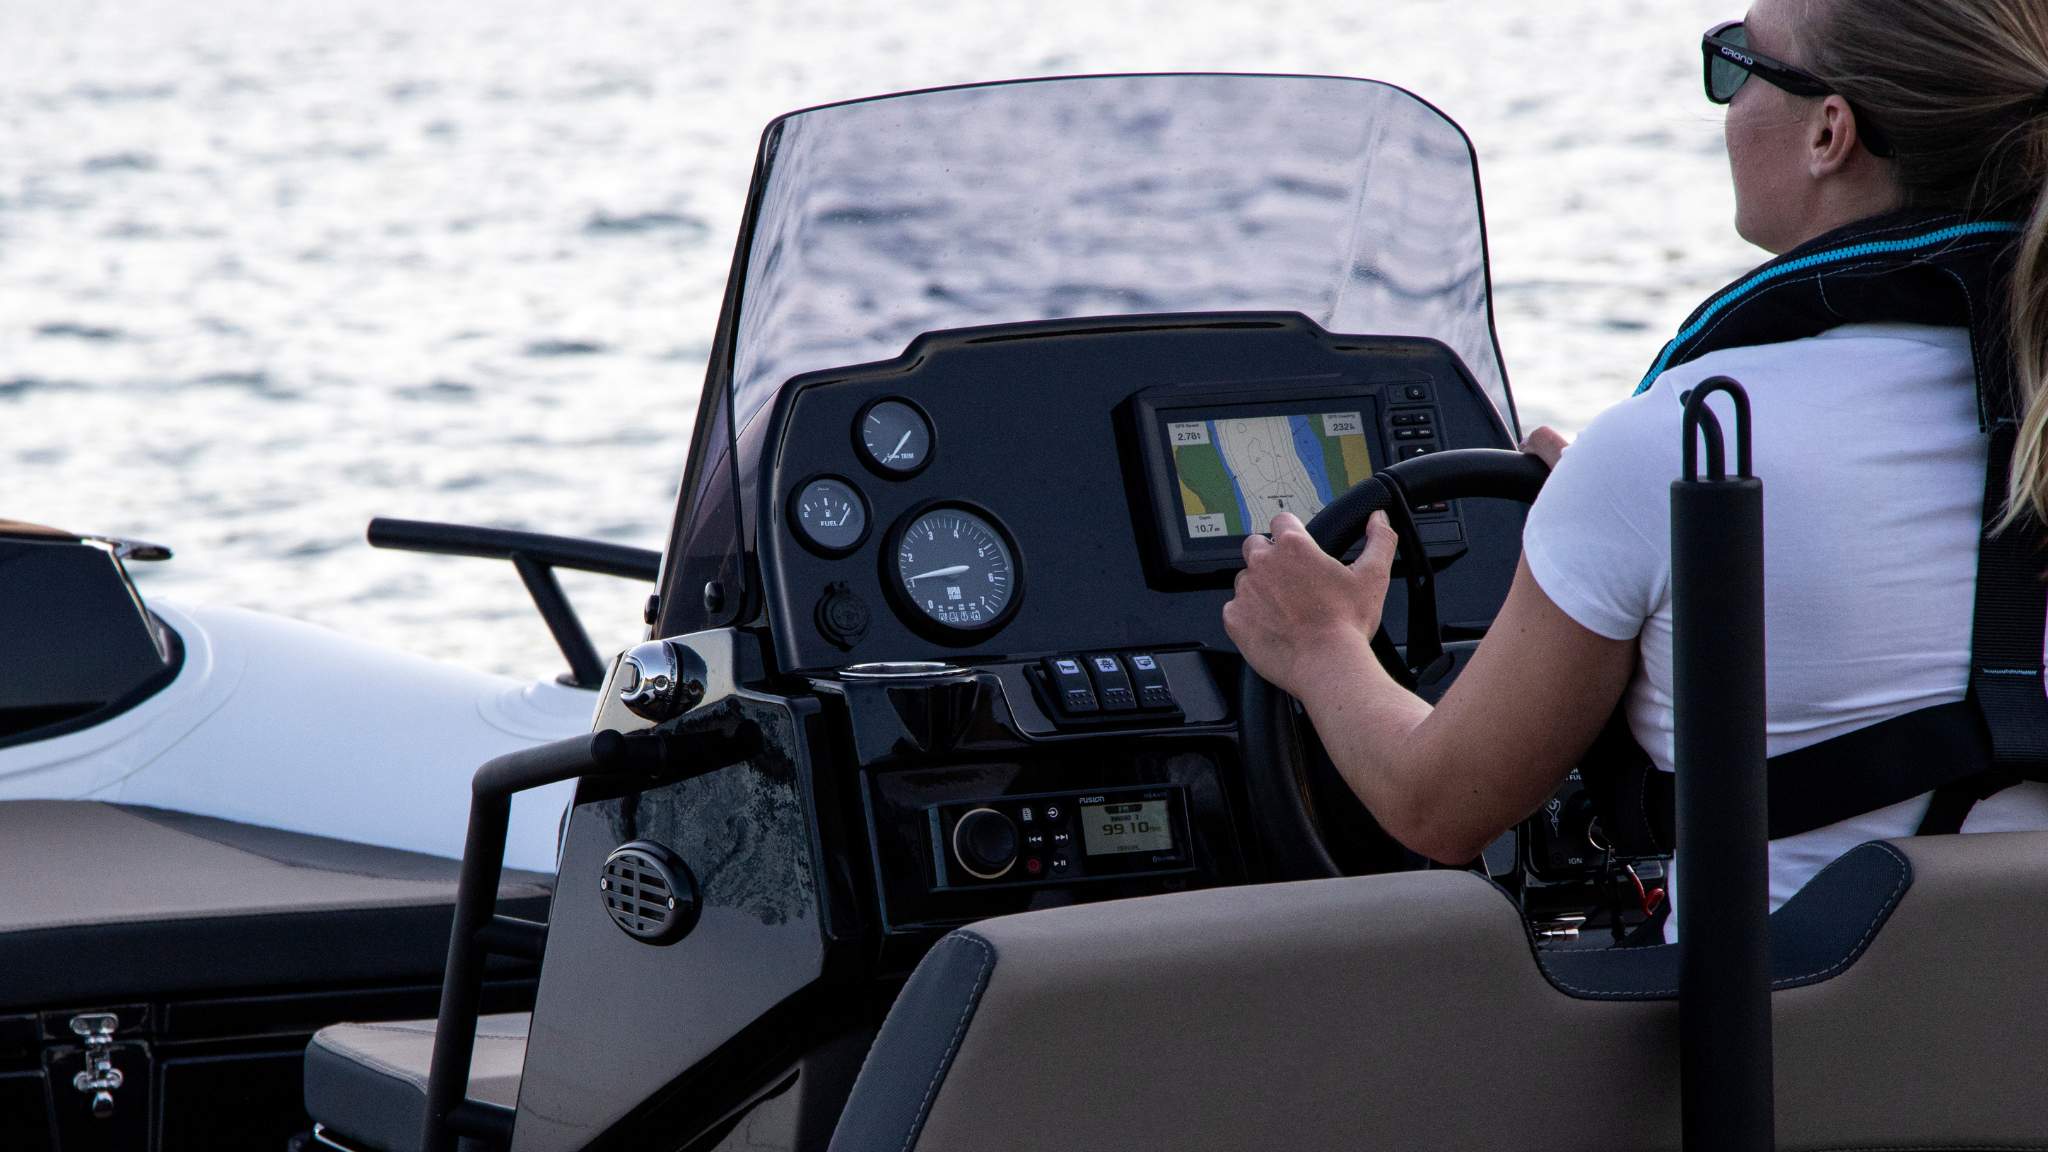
[1045,656,1099,714]
[1086,655,1138,711]
[1125,653,1176,711]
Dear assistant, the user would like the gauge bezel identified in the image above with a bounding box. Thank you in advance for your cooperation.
[786,474,871,558]
[853,396,936,480]
[881,500,1025,644]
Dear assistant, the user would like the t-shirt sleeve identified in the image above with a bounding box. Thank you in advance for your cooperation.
[1520,385,1680,641]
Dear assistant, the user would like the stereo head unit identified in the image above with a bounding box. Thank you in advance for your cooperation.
[928,785,1194,890]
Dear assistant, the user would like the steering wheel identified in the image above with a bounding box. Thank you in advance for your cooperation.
[1238,448,1551,880]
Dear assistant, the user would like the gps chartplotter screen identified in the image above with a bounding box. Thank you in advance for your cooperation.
[1167,410,1375,539]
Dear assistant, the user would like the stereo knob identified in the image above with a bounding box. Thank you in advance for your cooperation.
[951,808,1018,880]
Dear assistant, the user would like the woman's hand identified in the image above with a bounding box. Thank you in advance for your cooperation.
[1221,509,1397,699]
[1520,425,1569,469]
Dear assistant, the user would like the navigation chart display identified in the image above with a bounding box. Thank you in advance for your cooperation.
[1168,410,1374,539]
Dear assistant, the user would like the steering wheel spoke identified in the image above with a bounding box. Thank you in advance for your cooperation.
[1241,449,1550,880]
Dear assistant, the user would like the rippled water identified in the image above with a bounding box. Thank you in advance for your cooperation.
[4,0,1745,677]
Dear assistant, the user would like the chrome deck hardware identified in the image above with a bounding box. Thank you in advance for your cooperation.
[68,1013,123,1119]
[618,640,707,722]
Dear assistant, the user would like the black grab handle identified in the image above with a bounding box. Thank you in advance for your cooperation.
[368,518,662,689]
[1671,377,1772,1152]
[420,722,760,1152]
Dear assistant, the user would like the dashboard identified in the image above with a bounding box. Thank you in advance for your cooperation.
[729,312,1611,939]
[754,312,1523,676]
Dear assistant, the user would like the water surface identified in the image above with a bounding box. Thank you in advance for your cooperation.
[3,0,1744,676]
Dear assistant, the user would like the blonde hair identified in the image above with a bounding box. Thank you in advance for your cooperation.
[1801,0,2048,528]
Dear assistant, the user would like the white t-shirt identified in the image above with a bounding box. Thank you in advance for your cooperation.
[1522,322,2048,914]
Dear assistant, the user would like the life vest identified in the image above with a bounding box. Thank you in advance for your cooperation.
[1598,209,2048,846]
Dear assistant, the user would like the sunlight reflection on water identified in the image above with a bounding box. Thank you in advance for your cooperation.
[3,0,1743,676]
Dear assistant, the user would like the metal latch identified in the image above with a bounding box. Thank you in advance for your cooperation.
[68,1013,123,1119]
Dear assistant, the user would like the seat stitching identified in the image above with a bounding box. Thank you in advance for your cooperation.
[1809,1146,2048,1151]
[339,1021,530,1041]
[900,931,996,1152]
[1537,844,1910,1000]
[311,1031,430,1095]
[1772,841,1912,986]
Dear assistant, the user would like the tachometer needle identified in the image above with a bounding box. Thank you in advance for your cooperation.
[906,564,970,582]
[887,430,913,461]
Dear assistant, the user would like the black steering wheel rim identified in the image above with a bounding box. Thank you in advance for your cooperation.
[1238,448,1550,881]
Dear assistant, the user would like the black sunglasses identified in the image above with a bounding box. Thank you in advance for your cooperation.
[1701,20,1894,156]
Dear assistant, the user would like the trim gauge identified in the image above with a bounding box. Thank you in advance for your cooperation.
[884,502,1022,641]
[856,398,933,478]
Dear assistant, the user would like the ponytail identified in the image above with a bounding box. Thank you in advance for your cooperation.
[1999,152,2048,530]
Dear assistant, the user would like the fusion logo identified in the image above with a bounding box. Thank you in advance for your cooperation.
[1719,45,1757,67]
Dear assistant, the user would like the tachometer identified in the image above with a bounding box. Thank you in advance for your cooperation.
[885,504,1020,638]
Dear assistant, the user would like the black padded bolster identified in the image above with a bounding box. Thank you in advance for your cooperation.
[1537,841,1912,1000]
[828,931,998,1152]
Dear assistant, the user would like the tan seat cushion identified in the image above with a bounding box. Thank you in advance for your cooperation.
[306,1014,529,1152]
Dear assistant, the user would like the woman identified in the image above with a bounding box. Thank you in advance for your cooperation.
[1224,0,2048,912]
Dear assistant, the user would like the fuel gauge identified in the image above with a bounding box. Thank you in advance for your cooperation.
[790,476,869,556]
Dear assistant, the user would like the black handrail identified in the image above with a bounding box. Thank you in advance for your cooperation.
[367,518,662,689]
[418,721,761,1152]
[1671,377,1773,1151]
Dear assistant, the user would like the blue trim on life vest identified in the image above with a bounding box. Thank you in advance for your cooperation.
[1634,221,2023,395]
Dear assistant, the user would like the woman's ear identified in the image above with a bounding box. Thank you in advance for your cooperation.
[1808,95,1865,176]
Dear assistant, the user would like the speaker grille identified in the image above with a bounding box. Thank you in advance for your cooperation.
[599,841,697,945]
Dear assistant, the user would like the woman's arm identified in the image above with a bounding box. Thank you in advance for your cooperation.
[1221,433,1635,864]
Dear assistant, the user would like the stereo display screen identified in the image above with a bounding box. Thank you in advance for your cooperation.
[1081,799,1174,856]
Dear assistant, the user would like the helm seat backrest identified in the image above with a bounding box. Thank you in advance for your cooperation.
[832,832,2048,1152]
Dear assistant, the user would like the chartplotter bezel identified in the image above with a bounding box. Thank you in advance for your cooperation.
[1129,379,1387,577]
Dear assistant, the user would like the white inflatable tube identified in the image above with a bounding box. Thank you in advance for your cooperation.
[0,600,594,872]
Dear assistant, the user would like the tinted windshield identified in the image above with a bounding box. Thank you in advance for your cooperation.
[728,73,1511,437]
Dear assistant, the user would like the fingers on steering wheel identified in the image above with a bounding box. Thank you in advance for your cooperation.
[1241,531,1272,566]
[1520,425,1569,469]
[1353,509,1397,574]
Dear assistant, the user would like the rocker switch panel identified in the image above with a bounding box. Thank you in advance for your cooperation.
[1085,655,1138,711]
